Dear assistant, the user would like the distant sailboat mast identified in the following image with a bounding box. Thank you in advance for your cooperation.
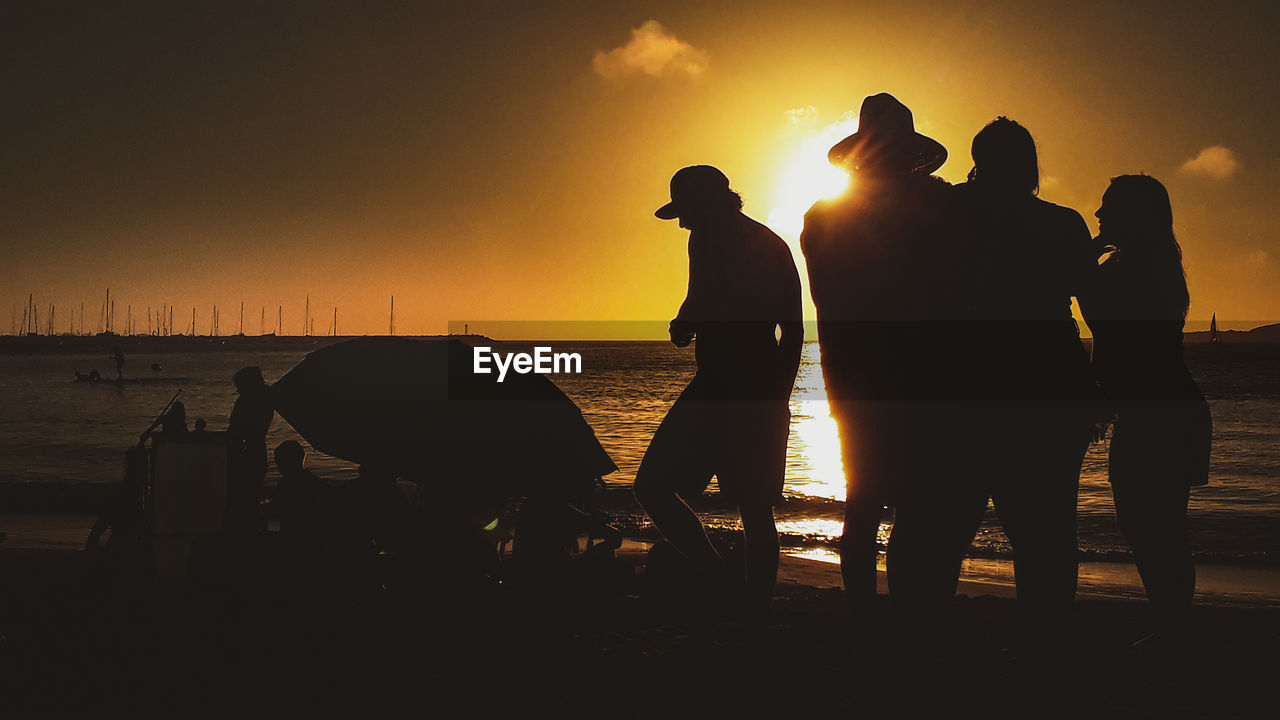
[1209,313,1221,344]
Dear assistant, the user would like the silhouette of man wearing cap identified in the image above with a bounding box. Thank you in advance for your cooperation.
[635,165,803,626]
[801,93,965,624]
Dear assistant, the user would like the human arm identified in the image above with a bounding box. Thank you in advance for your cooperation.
[670,233,704,347]
[776,250,804,397]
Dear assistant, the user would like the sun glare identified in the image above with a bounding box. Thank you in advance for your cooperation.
[766,112,859,238]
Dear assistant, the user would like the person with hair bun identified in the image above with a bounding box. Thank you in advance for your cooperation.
[949,117,1098,650]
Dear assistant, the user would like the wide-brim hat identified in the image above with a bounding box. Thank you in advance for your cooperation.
[828,93,947,174]
[655,165,731,220]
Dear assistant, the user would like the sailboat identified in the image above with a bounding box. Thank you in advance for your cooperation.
[1209,313,1221,345]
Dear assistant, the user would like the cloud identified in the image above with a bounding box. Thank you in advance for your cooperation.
[1179,145,1240,180]
[592,21,708,80]
[785,106,818,127]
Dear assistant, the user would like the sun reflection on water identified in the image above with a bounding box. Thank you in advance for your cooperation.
[777,518,845,539]
[777,517,892,548]
[785,344,847,501]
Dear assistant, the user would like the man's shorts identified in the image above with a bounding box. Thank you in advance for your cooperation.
[637,374,791,507]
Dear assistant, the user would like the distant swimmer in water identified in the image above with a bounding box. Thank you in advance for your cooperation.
[110,346,125,382]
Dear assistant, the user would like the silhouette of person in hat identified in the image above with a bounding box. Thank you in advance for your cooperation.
[946,118,1099,650]
[800,93,962,623]
[634,165,803,626]
[1078,174,1211,650]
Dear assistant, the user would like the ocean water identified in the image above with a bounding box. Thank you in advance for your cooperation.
[1,338,1278,571]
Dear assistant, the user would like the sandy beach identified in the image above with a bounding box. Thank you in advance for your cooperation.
[2,544,1277,718]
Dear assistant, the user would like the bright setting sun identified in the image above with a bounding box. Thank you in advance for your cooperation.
[766,112,859,238]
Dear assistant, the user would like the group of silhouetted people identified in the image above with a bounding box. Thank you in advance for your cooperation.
[636,93,1210,652]
[226,367,415,559]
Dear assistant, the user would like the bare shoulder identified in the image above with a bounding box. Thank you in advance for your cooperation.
[740,214,797,269]
[1032,196,1088,226]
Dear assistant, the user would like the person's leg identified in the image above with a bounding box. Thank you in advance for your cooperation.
[885,404,989,646]
[841,494,882,615]
[1112,478,1194,632]
[835,406,885,614]
[633,384,726,584]
[739,502,779,626]
[889,482,990,615]
[721,399,790,625]
[992,421,1089,641]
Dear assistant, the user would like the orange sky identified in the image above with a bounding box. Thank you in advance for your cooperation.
[3,1,1276,337]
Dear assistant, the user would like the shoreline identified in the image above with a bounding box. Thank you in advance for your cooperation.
[7,517,1278,608]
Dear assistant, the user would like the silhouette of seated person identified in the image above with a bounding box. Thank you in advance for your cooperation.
[270,440,330,546]
[327,464,413,557]
[139,401,190,444]
[507,496,623,586]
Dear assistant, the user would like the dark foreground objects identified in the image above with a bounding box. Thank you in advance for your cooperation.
[948,117,1097,647]
[1079,175,1212,645]
[635,165,803,626]
[267,335,620,588]
[2,548,1277,717]
[800,93,960,622]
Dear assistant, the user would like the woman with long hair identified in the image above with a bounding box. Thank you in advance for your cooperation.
[1079,175,1211,644]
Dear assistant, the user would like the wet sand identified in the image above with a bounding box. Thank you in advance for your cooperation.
[2,546,1278,717]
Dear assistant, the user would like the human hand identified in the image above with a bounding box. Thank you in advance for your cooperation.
[669,319,695,347]
[1092,420,1112,443]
